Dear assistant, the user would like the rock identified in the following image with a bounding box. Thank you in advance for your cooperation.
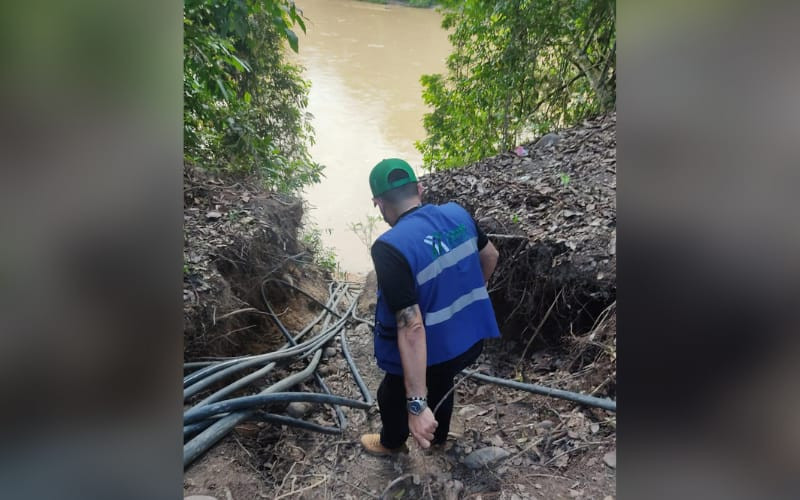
[323,347,337,358]
[287,402,312,418]
[355,323,371,336]
[317,365,332,376]
[533,132,561,149]
[205,210,222,220]
[461,446,510,469]
[603,450,616,469]
[537,419,554,430]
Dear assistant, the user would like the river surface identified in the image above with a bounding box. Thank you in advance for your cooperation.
[295,0,450,274]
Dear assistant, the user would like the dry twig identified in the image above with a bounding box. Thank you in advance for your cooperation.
[274,475,327,499]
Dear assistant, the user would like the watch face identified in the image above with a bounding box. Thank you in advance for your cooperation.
[409,400,423,415]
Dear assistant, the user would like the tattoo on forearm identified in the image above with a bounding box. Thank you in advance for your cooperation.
[396,305,417,328]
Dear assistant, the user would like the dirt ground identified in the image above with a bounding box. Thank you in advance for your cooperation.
[184,275,616,499]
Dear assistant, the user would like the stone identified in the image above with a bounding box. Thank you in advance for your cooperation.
[603,450,616,469]
[323,347,337,359]
[461,446,510,469]
[534,132,562,149]
[317,365,332,376]
[287,402,312,419]
[355,323,371,336]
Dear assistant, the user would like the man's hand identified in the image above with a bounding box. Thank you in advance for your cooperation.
[408,407,438,448]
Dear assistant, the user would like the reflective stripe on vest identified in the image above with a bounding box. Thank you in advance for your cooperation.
[416,236,478,286]
[424,286,489,327]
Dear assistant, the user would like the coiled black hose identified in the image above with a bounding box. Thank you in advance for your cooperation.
[184,392,372,425]
[184,348,325,466]
[186,283,345,412]
[338,290,373,405]
[183,280,373,467]
[261,279,348,430]
[183,411,340,440]
[183,309,349,400]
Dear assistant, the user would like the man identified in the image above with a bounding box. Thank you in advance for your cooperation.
[360,158,501,456]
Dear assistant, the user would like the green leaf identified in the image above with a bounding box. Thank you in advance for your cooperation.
[285,28,299,53]
[214,78,230,100]
[295,13,306,33]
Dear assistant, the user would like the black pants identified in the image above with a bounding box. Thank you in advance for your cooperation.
[377,340,484,449]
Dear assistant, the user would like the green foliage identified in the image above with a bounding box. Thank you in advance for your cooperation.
[301,224,338,273]
[559,173,571,186]
[417,0,616,170]
[408,0,436,7]
[184,0,323,191]
[348,214,384,249]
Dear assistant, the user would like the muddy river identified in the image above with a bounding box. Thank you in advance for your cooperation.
[296,0,450,274]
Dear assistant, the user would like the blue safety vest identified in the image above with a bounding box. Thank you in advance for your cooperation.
[373,203,501,374]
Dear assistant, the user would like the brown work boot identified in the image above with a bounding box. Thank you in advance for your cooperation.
[360,434,408,457]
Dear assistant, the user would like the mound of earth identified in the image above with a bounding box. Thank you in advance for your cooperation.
[422,113,616,349]
[183,164,330,360]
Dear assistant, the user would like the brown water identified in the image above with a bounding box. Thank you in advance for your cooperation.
[295,0,450,274]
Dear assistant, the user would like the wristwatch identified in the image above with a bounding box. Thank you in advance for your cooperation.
[406,396,427,416]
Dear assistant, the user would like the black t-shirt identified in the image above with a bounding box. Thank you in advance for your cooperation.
[370,205,489,313]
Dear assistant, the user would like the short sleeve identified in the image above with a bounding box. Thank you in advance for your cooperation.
[370,241,418,313]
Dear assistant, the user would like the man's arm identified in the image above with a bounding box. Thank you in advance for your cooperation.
[396,304,438,448]
[396,304,427,398]
[479,240,499,284]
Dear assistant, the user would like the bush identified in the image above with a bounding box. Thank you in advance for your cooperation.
[184,0,322,191]
[417,0,616,170]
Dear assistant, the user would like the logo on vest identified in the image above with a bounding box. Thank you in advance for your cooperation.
[423,224,467,258]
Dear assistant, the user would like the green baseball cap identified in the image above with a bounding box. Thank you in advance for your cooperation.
[369,158,418,197]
